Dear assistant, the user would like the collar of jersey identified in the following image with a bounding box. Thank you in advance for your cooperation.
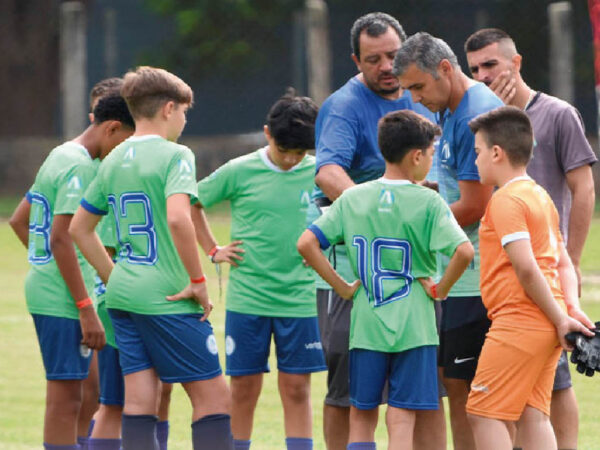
[378,177,412,185]
[126,134,163,142]
[503,175,532,188]
[67,141,92,159]
[259,146,301,173]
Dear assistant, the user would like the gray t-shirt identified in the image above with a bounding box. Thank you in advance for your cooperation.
[526,92,597,240]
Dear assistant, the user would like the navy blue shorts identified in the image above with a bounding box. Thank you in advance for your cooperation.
[349,346,439,411]
[31,314,92,380]
[108,309,222,383]
[98,344,124,406]
[225,310,327,376]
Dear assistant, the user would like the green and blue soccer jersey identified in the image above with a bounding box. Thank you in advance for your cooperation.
[24,142,98,319]
[82,135,200,315]
[197,147,316,317]
[310,179,468,352]
[437,83,503,296]
[95,212,118,348]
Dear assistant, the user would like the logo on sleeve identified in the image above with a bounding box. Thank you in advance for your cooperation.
[440,140,451,162]
[66,175,82,197]
[178,159,193,180]
[378,189,394,212]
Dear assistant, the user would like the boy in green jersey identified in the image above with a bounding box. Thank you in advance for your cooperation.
[9,95,135,450]
[298,110,474,450]
[193,91,325,450]
[70,66,233,450]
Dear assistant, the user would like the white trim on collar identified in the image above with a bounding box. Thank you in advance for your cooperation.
[504,175,532,188]
[259,146,302,173]
[378,177,413,186]
[127,134,163,142]
[67,141,92,159]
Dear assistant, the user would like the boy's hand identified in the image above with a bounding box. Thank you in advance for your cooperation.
[79,306,106,350]
[568,305,594,329]
[166,283,214,321]
[337,280,361,300]
[213,241,245,267]
[557,316,595,351]
[418,277,446,301]
[489,70,517,104]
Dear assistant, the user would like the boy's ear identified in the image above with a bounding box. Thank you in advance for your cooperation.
[103,120,122,136]
[162,100,175,119]
[491,144,503,162]
[263,124,271,141]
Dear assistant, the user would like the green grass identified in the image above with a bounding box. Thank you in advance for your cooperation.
[1,214,600,448]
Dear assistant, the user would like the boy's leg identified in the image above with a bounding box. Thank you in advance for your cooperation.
[413,403,446,450]
[273,315,326,446]
[386,407,416,450]
[45,379,84,445]
[91,343,124,439]
[518,406,557,450]
[121,369,161,450]
[225,310,272,441]
[348,406,379,444]
[79,352,100,445]
[550,352,578,449]
[230,374,264,438]
[157,382,173,450]
[467,414,512,450]
[317,288,351,450]
[278,372,312,438]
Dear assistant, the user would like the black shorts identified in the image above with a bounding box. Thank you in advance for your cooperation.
[317,288,352,407]
[439,296,491,381]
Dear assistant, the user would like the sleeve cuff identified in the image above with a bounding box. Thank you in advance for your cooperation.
[308,224,331,250]
[501,231,530,247]
[25,192,32,204]
[80,198,107,216]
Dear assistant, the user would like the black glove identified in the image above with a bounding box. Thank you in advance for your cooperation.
[565,321,600,377]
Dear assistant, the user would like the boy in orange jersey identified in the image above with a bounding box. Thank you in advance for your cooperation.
[465,106,594,450]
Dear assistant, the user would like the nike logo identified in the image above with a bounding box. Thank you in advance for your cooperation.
[454,356,475,364]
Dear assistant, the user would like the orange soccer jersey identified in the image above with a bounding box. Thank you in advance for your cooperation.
[467,176,565,420]
[478,176,566,330]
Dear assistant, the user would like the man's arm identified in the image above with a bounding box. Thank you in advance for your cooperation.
[9,197,30,248]
[315,164,355,201]
[54,213,105,350]
[504,239,593,349]
[450,180,493,228]
[565,164,595,295]
[297,229,359,299]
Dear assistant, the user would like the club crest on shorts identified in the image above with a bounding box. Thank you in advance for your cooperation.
[79,343,92,358]
[206,334,218,355]
[225,335,236,356]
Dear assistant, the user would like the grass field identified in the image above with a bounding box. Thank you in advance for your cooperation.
[1,206,600,449]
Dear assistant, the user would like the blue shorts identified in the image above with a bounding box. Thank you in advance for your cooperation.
[225,310,327,376]
[98,344,124,406]
[32,314,92,380]
[349,346,439,410]
[108,309,222,383]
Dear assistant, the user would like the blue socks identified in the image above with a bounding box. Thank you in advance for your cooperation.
[234,439,251,450]
[191,414,234,449]
[77,436,88,450]
[122,414,159,450]
[286,437,313,449]
[87,439,122,449]
[157,420,169,450]
[347,443,376,450]
[87,419,96,437]
[43,445,80,450]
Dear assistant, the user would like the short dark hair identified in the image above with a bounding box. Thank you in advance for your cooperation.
[93,94,135,129]
[378,110,440,163]
[464,28,513,54]
[121,66,193,119]
[468,106,533,167]
[267,88,318,150]
[350,12,406,60]
[393,32,459,78]
[89,77,123,111]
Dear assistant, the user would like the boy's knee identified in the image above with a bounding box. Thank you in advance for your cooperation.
[281,378,310,404]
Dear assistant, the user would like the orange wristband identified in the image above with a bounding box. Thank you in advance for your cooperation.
[190,275,206,284]
[208,246,219,263]
[76,297,93,309]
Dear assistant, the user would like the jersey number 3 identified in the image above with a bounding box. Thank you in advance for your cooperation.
[352,236,413,306]
[108,192,158,265]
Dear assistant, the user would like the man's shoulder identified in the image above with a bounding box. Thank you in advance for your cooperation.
[529,92,579,119]
[459,83,503,119]
[321,77,366,114]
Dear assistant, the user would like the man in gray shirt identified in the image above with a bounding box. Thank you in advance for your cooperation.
[465,28,597,450]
